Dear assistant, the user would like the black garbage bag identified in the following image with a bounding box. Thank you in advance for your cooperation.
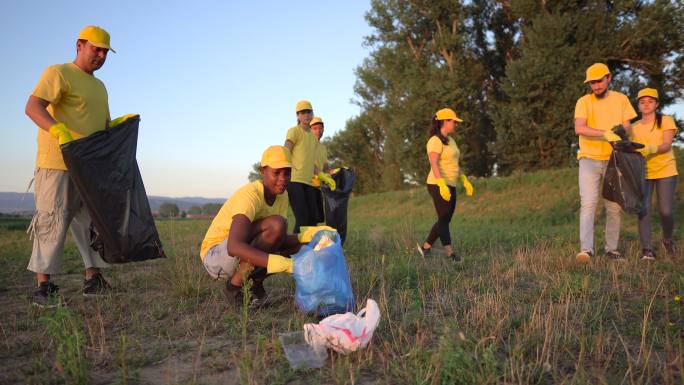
[602,140,646,215]
[321,168,355,245]
[60,116,166,263]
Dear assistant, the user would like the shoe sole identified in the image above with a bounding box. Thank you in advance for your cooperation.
[31,302,58,309]
[416,243,425,258]
[575,253,591,264]
[641,256,656,261]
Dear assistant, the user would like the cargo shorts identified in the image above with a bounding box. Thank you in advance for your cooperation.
[202,238,239,280]
[27,168,109,274]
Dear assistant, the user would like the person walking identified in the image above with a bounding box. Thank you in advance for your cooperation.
[573,63,638,264]
[24,26,119,307]
[417,108,474,262]
[631,88,678,260]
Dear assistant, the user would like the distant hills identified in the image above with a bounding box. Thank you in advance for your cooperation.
[0,192,224,214]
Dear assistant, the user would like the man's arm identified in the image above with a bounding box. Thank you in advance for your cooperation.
[227,214,270,268]
[284,140,294,151]
[574,117,606,137]
[25,96,56,132]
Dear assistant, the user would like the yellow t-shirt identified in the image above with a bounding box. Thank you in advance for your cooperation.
[574,91,637,160]
[631,115,678,179]
[32,63,110,170]
[200,180,289,259]
[314,142,328,171]
[286,124,317,185]
[426,136,460,187]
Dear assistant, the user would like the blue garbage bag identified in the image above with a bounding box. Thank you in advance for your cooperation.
[292,230,355,317]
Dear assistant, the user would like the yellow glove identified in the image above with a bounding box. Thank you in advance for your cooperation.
[318,172,336,191]
[266,254,293,274]
[48,122,73,145]
[435,178,451,201]
[298,225,336,243]
[603,130,621,142]
[460,174,474,197]
[311,174,321,188]
[110,114,139,128]
[637,145,658,157]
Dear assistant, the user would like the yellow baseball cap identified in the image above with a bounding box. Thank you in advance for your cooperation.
[310,117,324,126]
[584,63,610,83]
[435,108,463,122]
[295,100,313,113]
[260,145,292,169]
[637,87,658,100]
[78,25,116,53]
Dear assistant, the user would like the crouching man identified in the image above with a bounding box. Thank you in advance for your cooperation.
[199,145,330,307]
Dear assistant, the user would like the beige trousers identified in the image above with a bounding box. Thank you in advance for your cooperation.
[27,168,109,274]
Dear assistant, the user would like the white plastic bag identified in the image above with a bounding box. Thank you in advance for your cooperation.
[303,299,380,355]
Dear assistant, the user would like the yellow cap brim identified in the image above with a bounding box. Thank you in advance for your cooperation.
[90,41,116,53]
[262,161,292,169]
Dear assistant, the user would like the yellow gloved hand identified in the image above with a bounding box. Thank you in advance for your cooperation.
[48,122,73,145]
[311,174,321,188]
[266,254,293,274]
[435,178,451,201]
[603,130,621,142]
[110,114,139,128]
[318,172,336,191]
[298,225,336,243]
[637,145,658,157]
[460,174,474,197]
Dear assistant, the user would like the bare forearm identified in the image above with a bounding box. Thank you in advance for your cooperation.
[279,235,302,256]
[227,241,269,268]
[25,96,55,131]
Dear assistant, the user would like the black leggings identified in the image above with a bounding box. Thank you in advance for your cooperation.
[425,184,457,246]
[287,182,319,233]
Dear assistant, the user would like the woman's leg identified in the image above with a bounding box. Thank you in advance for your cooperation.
[637,179,656,250]
[654,176,677,241]
[286,182,309,233]
[425,184,456,247]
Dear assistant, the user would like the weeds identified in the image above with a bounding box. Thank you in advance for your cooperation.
[39,304,89,384]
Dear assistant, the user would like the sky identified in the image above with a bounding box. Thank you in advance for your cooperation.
[0,0,373,199]
[1,1,682,199]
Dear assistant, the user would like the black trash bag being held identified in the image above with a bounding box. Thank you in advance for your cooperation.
[321,168,355,245]
[602,137,646,215]
[60,116,166,263]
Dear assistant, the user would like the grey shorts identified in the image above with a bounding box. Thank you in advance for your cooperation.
[202,238,238,280]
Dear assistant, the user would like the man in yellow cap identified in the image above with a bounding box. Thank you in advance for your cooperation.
[24,26,120,307]
[200,146,333,308]
[573,63,637,264]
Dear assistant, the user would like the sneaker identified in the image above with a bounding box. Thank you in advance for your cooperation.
[448,253,461,262]
[223,282,264,309]
[83,274,111,297]
[575,250,593,264]
[641,249,657,261]
[32,281,60,308]
[604,250,625,261]
[416,243,431,258]
[662,239,676,257]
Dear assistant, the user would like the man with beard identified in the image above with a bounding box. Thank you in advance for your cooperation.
[25,26,121,307]
[573,63,637,264]
[200,145,332,308]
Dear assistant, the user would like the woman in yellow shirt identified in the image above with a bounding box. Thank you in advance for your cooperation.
[632,88,678,259]
[417,108,474,261]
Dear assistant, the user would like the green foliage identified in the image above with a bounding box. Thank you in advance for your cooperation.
[201,202,222,215]
[158,202,179,218]
[331,0,684,191]
[40,305,90,385]
[187,205,201,215]
[247,161,261,182]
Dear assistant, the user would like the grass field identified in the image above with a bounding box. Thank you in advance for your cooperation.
[1,156,683,385]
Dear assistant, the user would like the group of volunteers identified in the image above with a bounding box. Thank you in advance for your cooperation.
[574,63,678,264]
[23,26,678,309]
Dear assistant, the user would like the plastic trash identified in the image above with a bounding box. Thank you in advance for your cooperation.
[60,116,165,263]
[304,298,380,355]
[279,331,327,369]
[321,168,355,245]
[292,230,355,317]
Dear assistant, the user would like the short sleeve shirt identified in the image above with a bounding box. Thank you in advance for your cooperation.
[32,63,110,170]
[200,181,289,259]
[574,91,637,160]
[426,136,460,187]
[631,115,678,179]
[286,125,317,185]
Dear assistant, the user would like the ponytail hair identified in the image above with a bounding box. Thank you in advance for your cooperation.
[429,117,449,144]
